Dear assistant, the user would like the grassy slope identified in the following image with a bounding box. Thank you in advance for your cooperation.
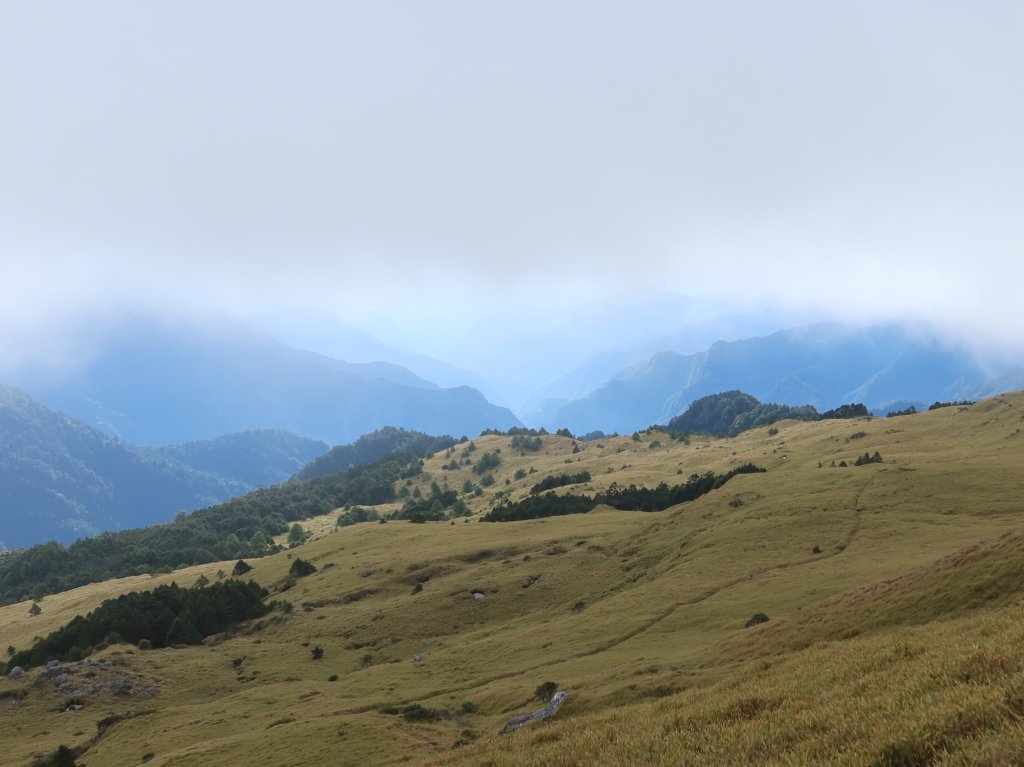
[1,393,1023,766]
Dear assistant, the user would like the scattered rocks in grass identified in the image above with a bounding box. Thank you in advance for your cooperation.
[1,689,27,707]
[33,658,160,698]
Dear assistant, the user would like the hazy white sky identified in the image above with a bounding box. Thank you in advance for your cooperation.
[2,1,1022,364]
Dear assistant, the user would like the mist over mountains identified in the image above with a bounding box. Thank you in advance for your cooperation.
[2,302,1020,549]
[397,290,821,411]
[0,385,327,549]
[5,313,520,446]
[537,323,1012,435]
[243,296,1017,437]
[4,306,1018,445]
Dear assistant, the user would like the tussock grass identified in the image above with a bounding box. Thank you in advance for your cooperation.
[435,605,1024,766]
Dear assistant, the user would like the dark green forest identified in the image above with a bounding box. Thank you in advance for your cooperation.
[529,471,592,495]
[6,579,269,671]
[295,426,457,480]
[482,463,765,522]
[667,391,867,437]
[819,403,869,420]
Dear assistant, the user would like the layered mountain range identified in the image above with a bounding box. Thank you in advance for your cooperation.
[3,309,1021,549]
[533,324,1021,434]
[0,385,327,549]
[5,314,520,446]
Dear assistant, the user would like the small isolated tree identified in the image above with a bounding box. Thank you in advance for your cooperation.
[50,745,84,767]
[311,645,324,660]
[287,524,307,548]
[195,574,210,587]
[28,602,41,616]
[745,612,770,628]
[232,560,253,576]
[534,681,559,702]
[289,558,317,577]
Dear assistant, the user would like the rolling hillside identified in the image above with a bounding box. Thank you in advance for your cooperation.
[295,426,457,481]
[2,392,1023,766]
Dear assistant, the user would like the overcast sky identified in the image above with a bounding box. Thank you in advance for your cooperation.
[2,1,1022,369]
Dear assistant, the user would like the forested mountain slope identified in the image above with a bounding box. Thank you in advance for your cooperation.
[0,386,327,549]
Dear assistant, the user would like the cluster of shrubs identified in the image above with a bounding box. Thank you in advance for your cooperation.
[510,434,543,453]
[472,451,501,475]
[389,481,470,523]
[483,464,766,522]
[289,558,317,577]
[667,391,871,438]
[928,400,975,410]
[482,493,596,522]
[6,580,269,671]
[887,406,918,417]
[336,506,381,527]
[819,403,870,420]
[887,401,975,418]
[853,451,883,465]
[529,471,592,495]
[828,450,883,468]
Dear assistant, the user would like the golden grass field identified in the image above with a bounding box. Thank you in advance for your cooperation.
[2,393,1024,765]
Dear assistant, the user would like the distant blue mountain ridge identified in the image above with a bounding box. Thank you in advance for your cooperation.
[0,385,328,549]
[6,313,521,446]
[533,323,1020,434]
[3,318,1020,549]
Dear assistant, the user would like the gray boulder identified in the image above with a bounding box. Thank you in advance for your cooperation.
[501,691,568,734]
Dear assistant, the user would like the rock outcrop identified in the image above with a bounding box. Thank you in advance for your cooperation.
[501,691,568,734]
